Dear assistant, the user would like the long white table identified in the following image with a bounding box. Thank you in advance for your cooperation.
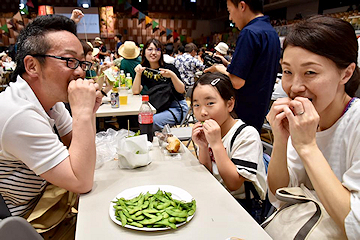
[75,139,271,240]
[96,93,156,118]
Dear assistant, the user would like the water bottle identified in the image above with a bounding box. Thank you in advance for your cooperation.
[119,70,126,87]
[138,95,153,142]
[125,73,132,89]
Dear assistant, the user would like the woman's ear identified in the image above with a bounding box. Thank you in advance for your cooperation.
[23,55,40,78]
[227,97,235,112]
[340,62,356,85]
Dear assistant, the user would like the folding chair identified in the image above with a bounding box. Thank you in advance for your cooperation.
[0,194,42,240]
[262,121,273,144]
[171,107,198,158]
[0,217,43,240]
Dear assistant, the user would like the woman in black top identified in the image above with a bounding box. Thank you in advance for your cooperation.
[133,38,188,131]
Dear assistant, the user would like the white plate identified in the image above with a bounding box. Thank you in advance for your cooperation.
[109,185,195,231]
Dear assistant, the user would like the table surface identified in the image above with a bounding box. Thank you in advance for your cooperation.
[75,139,271,240]
[96,93,156,117]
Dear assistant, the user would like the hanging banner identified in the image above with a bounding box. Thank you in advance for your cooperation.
[138,12,145,22]
[124,2,131,10]
[38,6,45,15]
[26,0,34,8]
[145,16,152,27]
[20,7,29,15]
[38,5,53,16]
[159,25,166,36]
[0,24,9,33]
[132,7,139,16]
[180,35,186,42]
[99,6,115,38]
[13,12,23,21]
[173,31,179,40]
[166,28,172,37]
[152,20,159,29]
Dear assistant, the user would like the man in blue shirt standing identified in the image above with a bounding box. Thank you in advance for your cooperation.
[206,0,280,132]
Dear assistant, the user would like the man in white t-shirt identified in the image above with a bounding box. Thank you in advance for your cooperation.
[0,14,102,217]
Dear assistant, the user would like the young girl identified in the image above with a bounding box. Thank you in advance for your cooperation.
[267,16,360,239]
[191,72,267,221]
[133,38,188,131]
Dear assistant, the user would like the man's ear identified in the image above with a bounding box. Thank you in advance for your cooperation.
[340,62,356,85]
[239,1,246,11]
[23,55,41,78]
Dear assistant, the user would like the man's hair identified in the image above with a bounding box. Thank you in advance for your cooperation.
[12,14,77,80]
[185,43,198,53]
[115,34,122,40]
[178,46,185,54]
[229,0,264,14]
[165,44,174,55]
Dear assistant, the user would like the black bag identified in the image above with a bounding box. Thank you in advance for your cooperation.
[147,83,174,113]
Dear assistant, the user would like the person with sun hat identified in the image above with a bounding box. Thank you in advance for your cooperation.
[118,41,141,81]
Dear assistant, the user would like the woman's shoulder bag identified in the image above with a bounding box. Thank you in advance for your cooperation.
[147,82,175,113]
[262,184,347,240]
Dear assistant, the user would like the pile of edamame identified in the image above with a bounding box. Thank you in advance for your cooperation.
[112,189,196,229]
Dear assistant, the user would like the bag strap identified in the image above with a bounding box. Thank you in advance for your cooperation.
[168,99,184,125]
[229,123,247,151]
[261,188,323,240]
[229,124,261,205]
[295,200,322,240]
[168,109,180,125]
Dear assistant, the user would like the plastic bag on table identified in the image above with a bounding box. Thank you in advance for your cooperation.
[117,134,151,169]
[95,128,134,169]
[154,124,173,149]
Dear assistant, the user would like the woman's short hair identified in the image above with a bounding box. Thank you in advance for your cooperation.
[283,15,360,97]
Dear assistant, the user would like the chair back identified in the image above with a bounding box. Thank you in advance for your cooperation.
[0,216,43,240]
[178,107,196,127]
[0,194,11,220]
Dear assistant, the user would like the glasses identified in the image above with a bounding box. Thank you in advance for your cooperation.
[146,48,162,53]
[31,54,92,71]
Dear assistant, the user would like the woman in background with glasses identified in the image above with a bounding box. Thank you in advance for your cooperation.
[133,38,188,131]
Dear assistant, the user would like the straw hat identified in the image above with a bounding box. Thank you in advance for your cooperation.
[118,41,140,59]
[87,42,100,57]
[94,37,103,45]
[214,42,229,55]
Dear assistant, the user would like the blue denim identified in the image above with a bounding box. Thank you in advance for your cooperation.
[153,99,188,131]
